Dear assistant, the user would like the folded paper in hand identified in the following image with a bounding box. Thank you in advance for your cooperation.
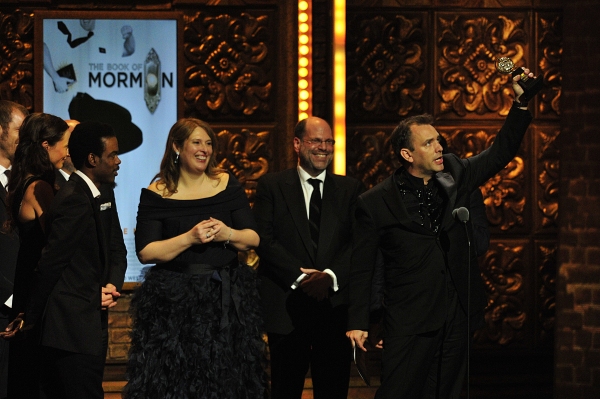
[353,345,370,386]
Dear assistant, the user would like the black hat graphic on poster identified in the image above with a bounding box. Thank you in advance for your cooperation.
[68,92,143,154]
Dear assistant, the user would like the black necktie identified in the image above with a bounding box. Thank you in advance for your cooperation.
[3,169,10,191]
[308,178,322,255]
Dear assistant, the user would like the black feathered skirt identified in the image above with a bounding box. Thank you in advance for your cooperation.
[124,262,268,399]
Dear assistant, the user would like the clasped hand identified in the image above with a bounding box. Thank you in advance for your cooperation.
[101,283,121,310]
[0,313,25,340]
[299,268,332,301]
[191,217,229,244]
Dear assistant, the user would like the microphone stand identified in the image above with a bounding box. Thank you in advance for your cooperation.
[462,219,471,399]
[452,207,472,398]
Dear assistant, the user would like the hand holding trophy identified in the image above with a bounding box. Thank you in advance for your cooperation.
[495,57,544,104]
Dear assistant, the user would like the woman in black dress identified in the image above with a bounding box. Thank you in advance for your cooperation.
[125,118,267,399]
[4,113,70,399]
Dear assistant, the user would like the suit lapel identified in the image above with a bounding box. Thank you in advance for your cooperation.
[435,170,457,230]
[280,170,316,263]
[381,174,413,228]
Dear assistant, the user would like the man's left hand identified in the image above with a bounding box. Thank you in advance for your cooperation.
[299,268,332,301]
[101,283,120,309]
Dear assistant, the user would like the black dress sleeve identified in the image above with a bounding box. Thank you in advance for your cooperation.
[134,189,164,254]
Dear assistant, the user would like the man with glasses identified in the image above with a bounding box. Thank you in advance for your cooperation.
[254,116,363,399]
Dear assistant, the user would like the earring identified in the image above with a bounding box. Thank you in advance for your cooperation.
[174,152,179,164]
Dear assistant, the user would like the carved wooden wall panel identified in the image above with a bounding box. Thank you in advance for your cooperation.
[215,126,271,205]
[537,12,561,118]
[0,10,34,110]
[182,10,274,122]
[347,126,399,189]
[534,126,559,232]
[346,11,428,123]
[347,0,433,6]
[436,12,533,119]
[475,239,530,347]
[535,239,556,346]
[174,0,276,4]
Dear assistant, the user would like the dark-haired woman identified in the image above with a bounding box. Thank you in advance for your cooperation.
[4,113,69,399]
[124,118,268,399]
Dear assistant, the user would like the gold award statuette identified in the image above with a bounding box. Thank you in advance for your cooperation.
[495,57,544,103]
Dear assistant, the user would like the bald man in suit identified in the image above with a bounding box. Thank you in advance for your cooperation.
[253,117,364,399]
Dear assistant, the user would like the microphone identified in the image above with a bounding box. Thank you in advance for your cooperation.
[452,207,470,223]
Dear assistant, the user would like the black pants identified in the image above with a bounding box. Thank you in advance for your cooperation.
[267,304,351,399]
[376,286,469,399]
[39,346,104,399]
[7,330,42,399]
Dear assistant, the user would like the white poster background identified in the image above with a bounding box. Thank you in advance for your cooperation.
[43,18,178,282]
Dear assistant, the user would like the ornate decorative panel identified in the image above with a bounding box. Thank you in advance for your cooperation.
[435,12,532,119]
[537,12,562,118]
[346,12,427,123]
[182,11,273,122]
[175,0,276,4]
[215,127,272,205]
[475,240,529,347]
[437,125,528,232]
[535,240,556,346]
[346,126,397,188]
[347,0,433,6]
[436,0,531,7]
[0,10,34,110]
[535,126,559,231]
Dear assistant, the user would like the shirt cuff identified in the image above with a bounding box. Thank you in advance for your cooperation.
[291,273,307,290]
[323,269,339,292]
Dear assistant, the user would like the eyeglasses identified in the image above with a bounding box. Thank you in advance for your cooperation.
[302,139,336,147]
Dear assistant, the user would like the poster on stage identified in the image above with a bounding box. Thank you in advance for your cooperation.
[35,11,183,284]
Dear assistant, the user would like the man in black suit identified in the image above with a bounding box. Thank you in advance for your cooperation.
[253,117,363,399]
[0,100,27,399]
[54,120,127,364]
[347,69,535,398]
[25,121,121,398]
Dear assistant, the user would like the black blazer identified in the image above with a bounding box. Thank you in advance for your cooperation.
[28,173,106,356]
[348,106,533,337]
[0,180,19,306]
[253,168,363,334]
[55,170,127,290]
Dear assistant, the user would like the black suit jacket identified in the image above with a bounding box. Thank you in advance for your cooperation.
[253,168,364,334]
[0,180,19,305]
[55,170,127,291]
[28,173,107,356]
[348,105,533,337]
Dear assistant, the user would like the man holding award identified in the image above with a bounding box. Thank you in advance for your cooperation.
[346,63,540,398]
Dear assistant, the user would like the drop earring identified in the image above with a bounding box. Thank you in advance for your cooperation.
[175,152,179,164]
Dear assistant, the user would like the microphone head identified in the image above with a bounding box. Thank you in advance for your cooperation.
[453,207,470,223]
